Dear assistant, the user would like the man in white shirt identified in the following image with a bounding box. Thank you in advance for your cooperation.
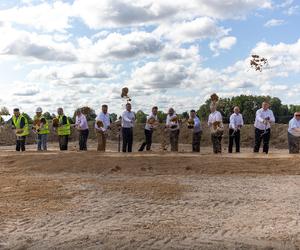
[253,101,275,154]
[95,104,111,151]
[189,109,202,152]
[228,106,244,153]
[288,112,300,154]
[138,106,159,151]
[166,108,180,152]
[75,109,89,151]
[121,103,135,152]
[208,104,223,154]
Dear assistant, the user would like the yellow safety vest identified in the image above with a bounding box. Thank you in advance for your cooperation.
[57,115,71,136]
[12,114,29,137]
[33,115,49,135]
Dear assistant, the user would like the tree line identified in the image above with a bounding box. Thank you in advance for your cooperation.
[1,95,299,124]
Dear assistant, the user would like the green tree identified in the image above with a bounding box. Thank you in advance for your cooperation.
[180,111,189,120]
[73,106,96,121]
[0,107,10,115]
[157,110,167,123]
[22,113,33,124]
[43,112,53,120]
[135,110,147,123]
[110,113,118,122]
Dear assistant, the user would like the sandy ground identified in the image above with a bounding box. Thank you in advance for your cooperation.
[0,141,300,250]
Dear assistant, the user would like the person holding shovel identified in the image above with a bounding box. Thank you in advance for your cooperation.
[228,106,244,153]
[253,101,275,154]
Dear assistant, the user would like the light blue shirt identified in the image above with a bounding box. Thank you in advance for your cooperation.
[95,112,110,131]
[121,111,135,128]
[193,116,201,133]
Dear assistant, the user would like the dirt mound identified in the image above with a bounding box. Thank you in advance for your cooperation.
[1,151,300,249]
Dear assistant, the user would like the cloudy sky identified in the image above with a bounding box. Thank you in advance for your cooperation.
[0,0,299,116]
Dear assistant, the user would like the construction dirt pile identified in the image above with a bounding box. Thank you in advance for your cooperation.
[0,143,299,249]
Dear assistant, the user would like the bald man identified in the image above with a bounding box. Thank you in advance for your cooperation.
[253,101,275,154]
[288,112,300,154]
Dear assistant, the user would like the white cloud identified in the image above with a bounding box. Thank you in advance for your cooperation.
[193,0,272,19]
[73,0,272,30]
[78,31,164,61]
[28,63,116,82]
[252,39,300,74]
[264,19,286,27]
[127,61,190,90]
[13,83,40,96]
[210,36,237,56]
[284,5,299,15]
[72,0,183,29]
[0,26,76,61]
[155,17,230,44]
[0,2,73,32]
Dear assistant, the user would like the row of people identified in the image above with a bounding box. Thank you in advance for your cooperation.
[5,102,300,154]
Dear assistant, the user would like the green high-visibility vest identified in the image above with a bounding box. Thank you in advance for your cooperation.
[12,114,29,137]
[57,115,71,136]
[33,115,49,135]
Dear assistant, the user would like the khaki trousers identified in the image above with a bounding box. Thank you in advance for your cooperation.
[96,131,107,151]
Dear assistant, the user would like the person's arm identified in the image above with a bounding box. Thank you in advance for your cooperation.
[256,110,264,123]
[217,112,223,122]
[79,115,87,128]
[229,114,235,129]
[123,112,132,123]
[19,117,25,129]
[269,111,275,123]
[240,114,244,127]
[208,115,212,127]
[106,115,111,129]
[194,117,200,128]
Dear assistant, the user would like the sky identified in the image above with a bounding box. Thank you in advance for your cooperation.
[0,0,299,116]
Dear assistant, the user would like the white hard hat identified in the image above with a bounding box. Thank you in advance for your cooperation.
[36,107,43,113]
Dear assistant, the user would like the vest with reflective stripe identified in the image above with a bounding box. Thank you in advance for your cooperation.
[12,114,29,136]
[34,115,49,135]
[57,115,71,136]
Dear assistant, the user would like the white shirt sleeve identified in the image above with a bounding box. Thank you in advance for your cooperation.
[229,114,236,129]
[240,114,244,126]
[256,109,264,123]
[122,112,132,123]
[269,110,275,123]
[166,115,171,126]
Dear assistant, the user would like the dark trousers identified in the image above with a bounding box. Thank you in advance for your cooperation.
[79,129,89,151]
[122,127,133,152]
[139,129,153,151]
[170,130,180,152]
[192,131,202,152]
[16,136,26,152]
[288,132,300,154]
[228,129,240,153]
[211,133,222,154]
[254,128,271,154]
[59,135,69,151]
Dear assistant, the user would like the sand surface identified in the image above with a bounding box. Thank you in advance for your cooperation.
[0,142,300,249]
